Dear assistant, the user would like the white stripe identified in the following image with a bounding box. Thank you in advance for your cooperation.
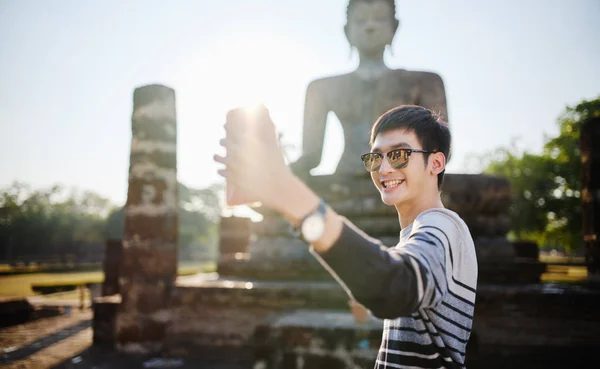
[381,348,454,361]
[375,359,447,369]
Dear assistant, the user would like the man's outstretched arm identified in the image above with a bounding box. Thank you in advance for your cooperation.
[276,175,450,319]
[214,108,449,319]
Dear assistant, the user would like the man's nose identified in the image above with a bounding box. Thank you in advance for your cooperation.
[379,155,395,174]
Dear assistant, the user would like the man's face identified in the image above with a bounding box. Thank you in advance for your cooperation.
[369,129,432,207]
[346,1,396,55]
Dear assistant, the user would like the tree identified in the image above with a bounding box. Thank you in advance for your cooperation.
[1,181,223,263]
[482,97,600,252]
[0,183,111,262]
[104,182,223,260]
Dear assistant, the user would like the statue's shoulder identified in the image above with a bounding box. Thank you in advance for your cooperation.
[390,68,444,82]
[306,73,354,94]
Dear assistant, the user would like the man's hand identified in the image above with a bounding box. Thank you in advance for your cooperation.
[214,105,343,253]
[349,300,371,324]
[214,106,315,219]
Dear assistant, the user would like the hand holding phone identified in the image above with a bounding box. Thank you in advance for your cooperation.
[222,104,274,207]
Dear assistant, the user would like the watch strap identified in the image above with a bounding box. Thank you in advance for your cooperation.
[289,199,327,241]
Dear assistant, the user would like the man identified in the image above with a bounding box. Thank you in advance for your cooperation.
[215,105,477,368]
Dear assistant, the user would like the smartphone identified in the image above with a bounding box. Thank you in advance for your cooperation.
[224,104,272,207]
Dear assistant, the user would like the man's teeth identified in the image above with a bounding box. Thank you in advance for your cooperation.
[383,179,404,188]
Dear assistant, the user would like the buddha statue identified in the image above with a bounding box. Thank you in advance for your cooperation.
[291,0,449,178]
[246,0,451,254]
[219,0,521,284]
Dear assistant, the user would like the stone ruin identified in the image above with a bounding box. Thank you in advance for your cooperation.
[90,84,600,369]
[582,116,600,281]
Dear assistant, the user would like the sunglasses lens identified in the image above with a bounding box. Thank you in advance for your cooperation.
[388,150,409,169]
[361,154,381,171]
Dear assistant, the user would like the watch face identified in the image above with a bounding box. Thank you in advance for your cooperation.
[301,213,325,243]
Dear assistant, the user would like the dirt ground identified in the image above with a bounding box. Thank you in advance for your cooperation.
[0,305,246,369]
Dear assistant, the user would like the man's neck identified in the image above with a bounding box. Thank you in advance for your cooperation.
[395,193,444,229]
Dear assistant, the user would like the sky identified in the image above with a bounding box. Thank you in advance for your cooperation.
[1,0,599,207]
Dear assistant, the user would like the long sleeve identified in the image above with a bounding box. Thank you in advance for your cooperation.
[313,211,463,319]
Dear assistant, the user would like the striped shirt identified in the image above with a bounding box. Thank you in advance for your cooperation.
[315,208,478,369]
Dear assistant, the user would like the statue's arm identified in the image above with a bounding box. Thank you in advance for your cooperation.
[294,80,329,173]
[417,72,449,123]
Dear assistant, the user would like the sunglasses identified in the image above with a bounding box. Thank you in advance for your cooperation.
[360,148,435,172]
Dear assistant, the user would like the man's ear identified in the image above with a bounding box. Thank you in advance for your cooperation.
[430,152,446,176]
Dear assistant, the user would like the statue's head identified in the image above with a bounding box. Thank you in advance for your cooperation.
[344,0,399,56]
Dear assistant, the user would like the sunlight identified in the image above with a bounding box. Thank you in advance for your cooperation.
[173,32,322,220]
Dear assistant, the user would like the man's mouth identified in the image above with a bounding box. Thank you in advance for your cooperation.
[381,179,405,189]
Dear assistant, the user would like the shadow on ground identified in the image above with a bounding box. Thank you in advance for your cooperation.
[51,346,250,369]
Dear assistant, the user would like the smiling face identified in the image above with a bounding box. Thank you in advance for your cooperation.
[370,128,438,207]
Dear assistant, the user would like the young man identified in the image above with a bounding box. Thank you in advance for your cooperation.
[215,105,478,369]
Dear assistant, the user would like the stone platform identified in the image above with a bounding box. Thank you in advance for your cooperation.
[166,274,600,368]
[92,269,600,368]
[167,273,373,355]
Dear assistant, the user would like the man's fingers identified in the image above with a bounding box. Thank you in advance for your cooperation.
[219,138,245,161]
[213,154,227,166]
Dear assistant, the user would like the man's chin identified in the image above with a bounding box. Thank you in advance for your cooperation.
[381,194,404,207]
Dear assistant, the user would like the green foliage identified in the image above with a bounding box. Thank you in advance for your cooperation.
[0,183,111,261]
[0,181,223,262]
[483,97,600,252]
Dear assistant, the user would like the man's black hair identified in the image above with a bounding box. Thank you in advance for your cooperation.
[370,105,451,188]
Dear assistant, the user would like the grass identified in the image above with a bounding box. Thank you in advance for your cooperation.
[0,261,215,298]
[539,254,586,265]
[0,257,589,298]
[540,264,588,283]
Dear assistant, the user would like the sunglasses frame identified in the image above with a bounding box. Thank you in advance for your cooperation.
[360,148,436,172]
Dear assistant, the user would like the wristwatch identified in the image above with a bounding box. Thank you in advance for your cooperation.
[291,199,327,244]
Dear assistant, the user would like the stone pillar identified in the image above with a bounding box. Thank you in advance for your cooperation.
[115,85,178,354]
[219,216,251,255]
[581,117,600,280]
[102,239,123,296]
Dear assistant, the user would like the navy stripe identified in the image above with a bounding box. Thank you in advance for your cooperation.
[430,308,472,332]
[385,339,462,368]
[451,275,477,295]
[409,237,446,274]
[402,316,468,357]
[412,231,447,267]
[429,320,469,345]
[442,301,474,320]
[413,253,444,306]
[444,344,467,356]
[412,236,439,248]
[412,314,469,345]
[448,289,475,308]
[421,226,477,294]
[416,230,476,301]
[406,253,443,304]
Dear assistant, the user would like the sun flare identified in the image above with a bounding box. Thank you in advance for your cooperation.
[174,32,321,220]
